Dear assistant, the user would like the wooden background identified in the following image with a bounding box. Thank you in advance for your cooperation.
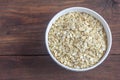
[0,0,120,80]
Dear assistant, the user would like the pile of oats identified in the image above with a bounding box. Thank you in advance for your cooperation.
[48,12,107,69]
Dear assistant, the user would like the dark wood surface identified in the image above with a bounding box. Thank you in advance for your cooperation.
[0,0,120,80]
[0,55,120,80]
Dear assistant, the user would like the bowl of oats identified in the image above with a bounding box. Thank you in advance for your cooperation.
[45,7,112,71]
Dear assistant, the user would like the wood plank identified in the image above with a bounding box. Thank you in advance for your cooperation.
[0,55,119,80]
[0,0,119,55]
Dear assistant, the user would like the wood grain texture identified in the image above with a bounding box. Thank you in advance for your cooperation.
[0,0,119,79]
[0,55,120,80]
[0,0,119,55]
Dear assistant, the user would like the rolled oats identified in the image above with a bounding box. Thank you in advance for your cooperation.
[48,12,107,69]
